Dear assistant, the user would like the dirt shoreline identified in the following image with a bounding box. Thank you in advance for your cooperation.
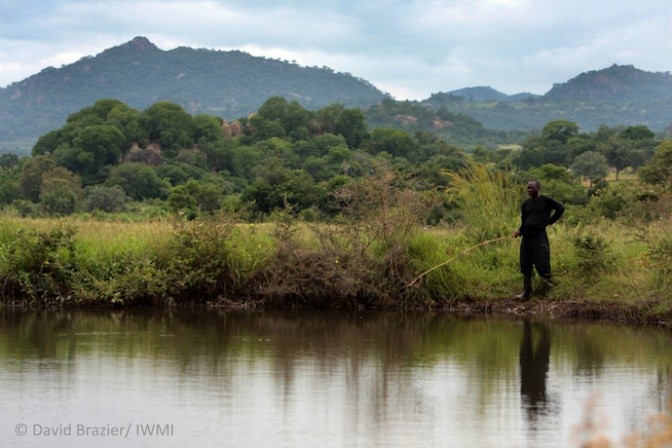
[2,296,671,329]
[439,296,672,328]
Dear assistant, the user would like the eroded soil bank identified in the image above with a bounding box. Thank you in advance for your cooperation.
[439,296,672,328]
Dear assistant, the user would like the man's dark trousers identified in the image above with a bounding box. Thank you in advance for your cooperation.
[520,231,551,281]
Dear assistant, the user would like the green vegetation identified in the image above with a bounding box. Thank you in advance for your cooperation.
[0,93,671,324]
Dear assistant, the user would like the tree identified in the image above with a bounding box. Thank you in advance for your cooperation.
[0,170,20,206]
[193,114,223,144]
[257,96,290,122]
[241,180,277,214]
[599,125,657,180]
[599,138,634,181]
[256,97,312,138]
[0,153,20,170]
[106,102,148,148]
[32,130,63,156]
[67,99,128,125]
[168,181,199,218]
[107,163,170,200]
[19,155,55,202]
[40,178,79,216]
[83,185,129,213]
[619,125,655,141]
[367,128,416,158]
[43,166,82,193]
[247,115,286,141]
[232,146,263,181]
[527,164,587,205]
[175,148,209,169]
[516,147,545,170]
[202,139,237,172]
[336,108,367,149]
[314,103,344,134]
[571,151,609,187]
[284,101,311,138]
[143,101,195,155]
[639,140,672,188]
[542,120,579,144]
[72,124,126,173]
[33,100,147,164]
[168,180,223,217]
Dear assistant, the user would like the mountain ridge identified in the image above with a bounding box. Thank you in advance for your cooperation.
[1,37,670,154]
[0,36,388,152]
[426,64,672,132]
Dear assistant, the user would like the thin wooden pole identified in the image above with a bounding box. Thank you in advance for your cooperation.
[407,236,509,287]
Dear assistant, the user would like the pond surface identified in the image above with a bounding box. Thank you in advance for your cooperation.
[1,309,670,448]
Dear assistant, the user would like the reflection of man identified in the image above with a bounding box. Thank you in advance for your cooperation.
[512,180,564,300]
[519,320,551,417]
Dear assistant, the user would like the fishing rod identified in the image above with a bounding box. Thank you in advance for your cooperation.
[407,235,509,287]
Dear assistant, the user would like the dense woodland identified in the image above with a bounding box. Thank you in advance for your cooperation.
[0,96,670,226]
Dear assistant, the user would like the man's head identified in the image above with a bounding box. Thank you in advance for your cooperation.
[527,180,540,198]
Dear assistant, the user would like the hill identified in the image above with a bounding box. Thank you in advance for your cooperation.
[364,98,528,148]
[544,64,672,102]
[426,64,672,133]
[446,86,539,103]
[0,36,388,153]
[1,36,670,154]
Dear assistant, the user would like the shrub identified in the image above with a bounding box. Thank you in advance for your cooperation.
[83,185,129,213]
[40,178,79,216]
[154,220,243,302]
[0,226,78,302]
[11,199,37,217]
[649,235,672,289]
[572,229,614,279]
[259,167,430,309]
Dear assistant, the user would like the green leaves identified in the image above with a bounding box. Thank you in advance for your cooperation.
[0,227,79,301]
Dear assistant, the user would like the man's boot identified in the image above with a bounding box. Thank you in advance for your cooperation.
[515,276,532,301]
[539,276,553,298]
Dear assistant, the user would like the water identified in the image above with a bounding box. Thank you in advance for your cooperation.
[1,309,670,448]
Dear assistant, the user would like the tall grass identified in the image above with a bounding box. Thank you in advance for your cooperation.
[444,161,521,241]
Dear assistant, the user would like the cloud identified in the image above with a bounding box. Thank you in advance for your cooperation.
[0,0,670,99]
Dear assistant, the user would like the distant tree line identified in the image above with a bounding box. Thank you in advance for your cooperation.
[0,96,669,224]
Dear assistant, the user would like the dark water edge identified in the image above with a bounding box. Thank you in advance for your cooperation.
[2,294,671,329]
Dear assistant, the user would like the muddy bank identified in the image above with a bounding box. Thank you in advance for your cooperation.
[439,296,672,329]
[3,295,671,329]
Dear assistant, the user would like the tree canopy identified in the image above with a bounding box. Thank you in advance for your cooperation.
[2,95,665,224]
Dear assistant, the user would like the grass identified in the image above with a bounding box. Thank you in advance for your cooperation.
[0,214,670,319]
[1,160,670,320]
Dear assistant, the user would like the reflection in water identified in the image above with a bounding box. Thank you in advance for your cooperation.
[0,309,671,448]
[520,319,551,420]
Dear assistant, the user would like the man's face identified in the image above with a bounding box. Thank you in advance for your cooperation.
[527,182,539,198]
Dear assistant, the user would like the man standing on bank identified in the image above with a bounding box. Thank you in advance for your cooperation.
[512,180,564,300]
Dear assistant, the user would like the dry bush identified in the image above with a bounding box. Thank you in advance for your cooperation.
[258,164,431,309]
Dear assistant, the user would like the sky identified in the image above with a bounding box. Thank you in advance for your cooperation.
[0,0,670,100]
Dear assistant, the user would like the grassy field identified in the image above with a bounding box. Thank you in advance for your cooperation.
[0,212,670,326]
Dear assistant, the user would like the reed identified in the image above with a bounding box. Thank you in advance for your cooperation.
[444,161,521,241]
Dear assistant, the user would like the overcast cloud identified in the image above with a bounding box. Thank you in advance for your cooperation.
[0,0,670,100]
